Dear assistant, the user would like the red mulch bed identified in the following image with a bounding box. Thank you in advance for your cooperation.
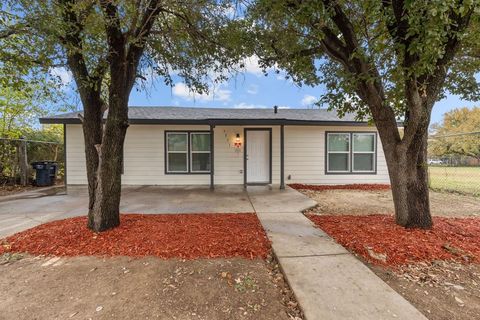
[289,183,391,191]
[308,214,480,268]
[0,213,270,259]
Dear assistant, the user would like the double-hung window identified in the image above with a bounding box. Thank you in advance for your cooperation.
[326,132,376,174]
[166,132,189,173]
[326,133,351,173]
[352,133,376,172]
[166,131,211,173]
[190,133,211,173]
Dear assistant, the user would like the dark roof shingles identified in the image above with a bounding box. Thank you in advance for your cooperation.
[40,106,361,123]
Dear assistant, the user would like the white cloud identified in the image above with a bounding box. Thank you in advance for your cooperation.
[241,55,275,77]
[233,102,268,109]
[243,56,263,76]
[173,82,231,102]
[233,102,290,109]
[301,95,317,106]
[246,84,259,95]
[50,67,73,85]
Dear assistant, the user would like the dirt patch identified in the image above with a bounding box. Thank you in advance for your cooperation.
[301,189,480,217]
[289,183,390,191]
[0,254,302,320]
[308,214,480,267]
[0,213,270,259]
[372,261,480,320]
[0,184,36,196]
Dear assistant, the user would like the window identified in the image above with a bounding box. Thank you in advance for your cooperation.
[326,133,350,172]
[191,133,211,172]
[352,133,376,172]
[326,132,376,174]
[166,132,188,173]
[166,131,211,174]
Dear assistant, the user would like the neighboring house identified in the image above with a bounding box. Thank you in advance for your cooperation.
[40,106,390,189]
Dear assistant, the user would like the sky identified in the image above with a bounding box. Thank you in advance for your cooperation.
[54,56,477,126]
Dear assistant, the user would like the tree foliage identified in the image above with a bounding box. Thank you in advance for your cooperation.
[247,0,480,119]
[245,0,480,228]
[429,107,480,160]
[3,0,243,99]
[1,0,244,231]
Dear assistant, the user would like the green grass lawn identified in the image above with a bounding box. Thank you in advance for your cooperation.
[429,166,480,196]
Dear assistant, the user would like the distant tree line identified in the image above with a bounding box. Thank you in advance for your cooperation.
[429,107,480,165]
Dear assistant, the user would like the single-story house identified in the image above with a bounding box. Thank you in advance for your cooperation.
[40,106,390,189]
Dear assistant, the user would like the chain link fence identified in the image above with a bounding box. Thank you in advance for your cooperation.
[0,138,64,186]
[428,132,480,197]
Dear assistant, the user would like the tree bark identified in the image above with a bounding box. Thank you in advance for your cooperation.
[86,114,127,231]
[60,0,165,232]
[82,93,105,230]
[82,89,129,231]
[86,57,130,231]
[381,127,433,229]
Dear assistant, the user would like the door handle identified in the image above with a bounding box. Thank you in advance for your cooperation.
[246,155,249,160]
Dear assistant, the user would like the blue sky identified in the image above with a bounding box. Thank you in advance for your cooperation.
[55,56,477,125]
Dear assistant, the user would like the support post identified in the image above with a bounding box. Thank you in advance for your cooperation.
[210,124,215,190]
[280,125,285,189]
[63,124,67,190]
[18,138,28,186]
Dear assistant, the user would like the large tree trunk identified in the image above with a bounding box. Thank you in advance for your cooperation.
[60,0,161,232]
[87,111,128,231]
[85,101,129,231]
[86,72,129,232]
[382,130,433,229]
[82,94,103,224]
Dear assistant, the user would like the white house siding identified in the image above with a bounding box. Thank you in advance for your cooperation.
[65,124,389,186]
[284,126,390,185]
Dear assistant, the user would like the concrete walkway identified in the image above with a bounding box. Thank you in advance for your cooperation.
[248,186,427,320]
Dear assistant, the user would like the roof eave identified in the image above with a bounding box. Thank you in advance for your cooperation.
[39,117,376,126]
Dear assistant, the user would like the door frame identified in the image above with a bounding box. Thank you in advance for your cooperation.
[244,128,272,186]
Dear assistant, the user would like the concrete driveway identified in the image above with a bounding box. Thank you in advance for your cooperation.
[0,185,255,238]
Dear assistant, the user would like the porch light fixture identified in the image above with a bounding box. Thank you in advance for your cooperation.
[234,133,242,148]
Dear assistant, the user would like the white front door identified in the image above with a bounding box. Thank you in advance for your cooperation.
[246,130,270,184]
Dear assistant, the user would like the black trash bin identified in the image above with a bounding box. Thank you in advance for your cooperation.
[31,161,58,187]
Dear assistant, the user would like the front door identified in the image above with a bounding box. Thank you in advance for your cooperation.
[245,129,271,184]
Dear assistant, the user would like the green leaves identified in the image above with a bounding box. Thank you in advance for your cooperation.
[244,0,480,121]
[2,0,247,104]
[429,107,480,159]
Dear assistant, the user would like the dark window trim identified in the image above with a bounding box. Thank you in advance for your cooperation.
[244,128,273,186]
[325,131,378,175]
[164,130,211,175]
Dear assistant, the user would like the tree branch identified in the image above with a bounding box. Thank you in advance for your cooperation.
[425,8,473,100]
[322,0,360,52]
[59,0,106,114]
[402,6,474,148]
[100,0,126,65]
[126,0,163,90]
[59,0,92,95]
[0,23,30,39]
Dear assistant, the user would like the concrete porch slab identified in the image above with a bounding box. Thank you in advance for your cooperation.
[247,185,316,213]
[0,185,254,238]
[120,185,253,213]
